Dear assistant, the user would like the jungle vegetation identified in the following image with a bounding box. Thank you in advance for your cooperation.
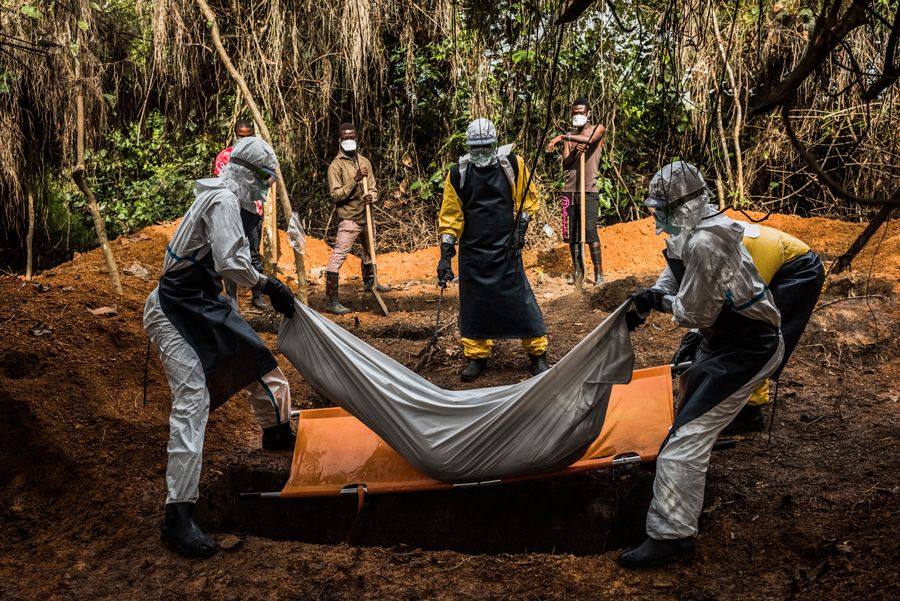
[1,0,897,280]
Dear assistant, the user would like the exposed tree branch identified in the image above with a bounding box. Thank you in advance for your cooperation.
[781,101,900,207]
[861,1,900,100]
[749,0,870,119]
[195,0,308,304]
[25,179,34,280]
[72,50,123,296]
[830,203,895,274]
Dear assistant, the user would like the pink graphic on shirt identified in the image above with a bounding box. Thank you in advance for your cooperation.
[560,193,572,241]
[214,147,233,176]
[216,146,264,216]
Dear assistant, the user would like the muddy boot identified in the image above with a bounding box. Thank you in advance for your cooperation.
[251,288,268,311]
[617,536,695,569]
[460,358,487,382]
[722,404,765,435]
[528,353,549,376]
[160,502,218,558]
[589,243,604,285]
[568,243,584,285]
[262,421,296,451]
[324,271,352,315]
[362,263,390,292]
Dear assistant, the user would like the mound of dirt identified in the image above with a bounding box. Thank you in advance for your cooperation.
[0,212,897,600]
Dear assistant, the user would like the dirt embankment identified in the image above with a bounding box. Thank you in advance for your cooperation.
[0,213,897,600]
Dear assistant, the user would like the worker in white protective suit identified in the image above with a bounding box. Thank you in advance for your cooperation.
[618,162,784,568]
[144,137,297,558]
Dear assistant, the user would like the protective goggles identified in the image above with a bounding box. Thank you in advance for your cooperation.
[643,185,706,210]
[229,157,277,185]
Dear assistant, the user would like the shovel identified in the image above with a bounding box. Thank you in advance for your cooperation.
[575,151,587,289]
[414,283,446,371]
[361,176,390,316]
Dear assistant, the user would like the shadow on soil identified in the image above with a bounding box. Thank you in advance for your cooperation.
[197,463,654,556]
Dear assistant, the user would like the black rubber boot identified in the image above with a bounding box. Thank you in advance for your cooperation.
[529,353,549,376]
[160,502,218,558]
[722,404,765,435]
[224,281,239,311]
[324,271,352,315]
[589,243,604,285]
[617,536,695,569]
[262,421,296,451]
[251,289,268,311]
[362,263,390,292]
[460,358,487,382]
[568,244,584,285]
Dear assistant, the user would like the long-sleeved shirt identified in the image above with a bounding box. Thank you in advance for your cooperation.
[327,152,378,224]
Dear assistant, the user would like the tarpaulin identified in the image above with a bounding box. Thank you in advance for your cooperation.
[278,300,642,483]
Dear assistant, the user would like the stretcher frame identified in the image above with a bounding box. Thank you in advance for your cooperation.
[257,365,675,500]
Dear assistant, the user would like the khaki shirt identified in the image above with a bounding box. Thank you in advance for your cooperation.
[327,152,378,224]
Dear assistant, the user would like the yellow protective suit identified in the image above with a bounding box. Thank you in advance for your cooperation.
[741,224,811,405]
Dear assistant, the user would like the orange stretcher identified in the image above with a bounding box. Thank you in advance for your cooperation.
[278,365,674,498]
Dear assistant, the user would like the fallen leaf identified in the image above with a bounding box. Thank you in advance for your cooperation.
[88,306,118,317]
[218,534,243,550]
[123,261,151,280]
[29,322,53,336]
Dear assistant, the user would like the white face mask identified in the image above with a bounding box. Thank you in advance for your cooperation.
[572,114,588,128]
[469,147,497,168]
[340,139,357,153]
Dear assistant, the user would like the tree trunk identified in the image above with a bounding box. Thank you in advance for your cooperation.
[25,180,35,280]
[710,1,744,203]
[830,204,895,275]
[262,184,277,273]
[73,54,123,296]
[196,0,308,304]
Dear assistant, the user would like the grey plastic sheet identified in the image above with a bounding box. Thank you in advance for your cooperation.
[277,300,634,482]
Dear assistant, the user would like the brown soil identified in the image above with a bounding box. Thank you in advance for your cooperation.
[1,214,898,600]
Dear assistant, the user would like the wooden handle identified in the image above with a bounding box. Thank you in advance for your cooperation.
[579,152,586,247]
[361,177,376,261]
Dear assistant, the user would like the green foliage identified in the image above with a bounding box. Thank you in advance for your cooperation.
[79,110,215,236]
[20,5,42,20]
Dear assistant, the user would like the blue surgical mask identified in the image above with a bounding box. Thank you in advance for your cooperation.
[653,208,682,236]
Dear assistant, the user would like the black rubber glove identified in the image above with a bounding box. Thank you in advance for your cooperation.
[258,276,295,318]
[625,310,646,332]
[632,287,667,315]
[437,242,456,286]
[672,330,704,365]
[512,217,529,250]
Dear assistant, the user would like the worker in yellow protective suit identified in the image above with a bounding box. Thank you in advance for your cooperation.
[672,223,825,433]
[437,118,549,382]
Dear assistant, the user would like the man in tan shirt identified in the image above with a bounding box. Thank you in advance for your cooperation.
[324,123,387,314]
[547,97,606,285]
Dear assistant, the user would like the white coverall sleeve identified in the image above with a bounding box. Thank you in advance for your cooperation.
[203,197,265,289]
[650,266,679,314]
[670,231,734,329]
